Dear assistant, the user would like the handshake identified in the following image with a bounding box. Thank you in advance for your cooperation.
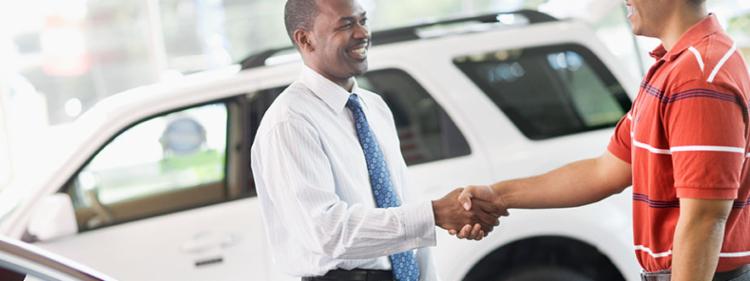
[432,185,508,241]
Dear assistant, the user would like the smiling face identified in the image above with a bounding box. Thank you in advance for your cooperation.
[299,0,370,85]
[625,0,670,37]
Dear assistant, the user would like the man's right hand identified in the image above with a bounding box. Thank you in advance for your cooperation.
[457,185,507,212]
[432,188,506,240]
[453,185,510,239]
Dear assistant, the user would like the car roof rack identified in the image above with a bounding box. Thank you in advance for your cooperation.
[240,9,557,70]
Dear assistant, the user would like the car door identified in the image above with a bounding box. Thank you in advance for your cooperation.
[446,41,640,280]
[0,237,114,281]
[34,97,276,281]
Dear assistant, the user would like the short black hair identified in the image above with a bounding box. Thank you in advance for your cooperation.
[688,0,706,5]
[284,0,320,46]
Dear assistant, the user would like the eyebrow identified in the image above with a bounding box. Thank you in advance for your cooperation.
[338,12,367,22]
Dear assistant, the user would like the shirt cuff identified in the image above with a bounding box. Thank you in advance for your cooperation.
[607,142,631,164]
[675,186,739,200]
[397,201,437,248]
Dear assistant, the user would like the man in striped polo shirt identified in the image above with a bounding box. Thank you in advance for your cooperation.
[455,0,750,280]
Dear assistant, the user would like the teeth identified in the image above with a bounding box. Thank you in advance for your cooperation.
[352,47,367,57]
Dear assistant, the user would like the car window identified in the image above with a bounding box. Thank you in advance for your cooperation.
[248,69,470,167]
[68,103,228,231]
[357,69,470,165]
[454,44,631,140]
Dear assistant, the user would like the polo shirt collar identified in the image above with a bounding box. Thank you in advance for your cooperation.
[299,64,367,114]
[650,14,723,61]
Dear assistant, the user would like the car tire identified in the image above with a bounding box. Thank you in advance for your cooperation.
[499,266,595,281]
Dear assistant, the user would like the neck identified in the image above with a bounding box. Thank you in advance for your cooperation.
[305,63,355,92]
[659,5,707,51]
[339,79,355,92]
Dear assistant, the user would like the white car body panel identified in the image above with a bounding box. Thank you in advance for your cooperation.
[0,236,116,281]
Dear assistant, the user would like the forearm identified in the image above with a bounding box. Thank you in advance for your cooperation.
[671,218,726,281]
[493,154,630,209]
[304,200,436,259]
[671,199,732,281]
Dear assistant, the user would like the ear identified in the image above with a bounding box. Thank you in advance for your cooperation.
[293,29,315,53]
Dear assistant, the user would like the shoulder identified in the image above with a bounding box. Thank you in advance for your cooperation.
[256,82,319,135]
[671,33,744,89]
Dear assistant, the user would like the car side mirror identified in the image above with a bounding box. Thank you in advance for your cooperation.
[26,193,78,241]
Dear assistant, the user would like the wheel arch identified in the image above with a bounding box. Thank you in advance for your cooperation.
[462,235,626,281]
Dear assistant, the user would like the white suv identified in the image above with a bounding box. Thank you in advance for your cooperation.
[1,10,641,281]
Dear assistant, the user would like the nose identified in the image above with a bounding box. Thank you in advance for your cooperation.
[353,22,369,40]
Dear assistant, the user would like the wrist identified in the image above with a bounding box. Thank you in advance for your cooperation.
[491,182,512,209]
[431,200,442,226]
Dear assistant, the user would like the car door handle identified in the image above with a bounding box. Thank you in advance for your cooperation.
[181,232,240,254]
[195,256,224,268]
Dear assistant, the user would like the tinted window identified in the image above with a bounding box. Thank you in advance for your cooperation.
[454,44,631,140]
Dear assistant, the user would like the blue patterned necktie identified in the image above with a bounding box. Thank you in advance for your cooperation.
[346,94,420,281]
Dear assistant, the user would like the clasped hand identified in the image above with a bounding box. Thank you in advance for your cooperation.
[432,186,508,241]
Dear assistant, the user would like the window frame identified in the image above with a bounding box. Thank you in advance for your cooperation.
[61,98,235,232]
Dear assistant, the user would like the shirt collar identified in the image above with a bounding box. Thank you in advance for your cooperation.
[650,14,723,61]
[299,64,367,114]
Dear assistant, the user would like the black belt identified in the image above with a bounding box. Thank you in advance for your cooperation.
[302,269,394,281]
[641,265,750,281]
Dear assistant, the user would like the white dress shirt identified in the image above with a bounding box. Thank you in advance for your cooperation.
[251,65,438,280]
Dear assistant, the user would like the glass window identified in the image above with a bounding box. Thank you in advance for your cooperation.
[68,103,228,231]
[454,44,631,140]
[357,69,470,165]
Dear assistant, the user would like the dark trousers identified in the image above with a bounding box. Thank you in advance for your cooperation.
[302,269,394,281]
[641,265,750,281]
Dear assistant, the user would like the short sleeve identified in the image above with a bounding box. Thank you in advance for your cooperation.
[664,80,747,199]
[608,113,634,164]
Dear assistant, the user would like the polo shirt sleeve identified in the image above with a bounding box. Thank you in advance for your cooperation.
[664,79,747,200]
[607,112,633,164]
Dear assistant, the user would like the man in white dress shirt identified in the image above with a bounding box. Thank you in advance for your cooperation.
[250,0,504,280]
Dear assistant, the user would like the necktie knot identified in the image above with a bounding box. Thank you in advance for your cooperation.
[346,94,362,111]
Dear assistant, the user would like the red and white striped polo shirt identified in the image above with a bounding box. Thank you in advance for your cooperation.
[608,14,750,273]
